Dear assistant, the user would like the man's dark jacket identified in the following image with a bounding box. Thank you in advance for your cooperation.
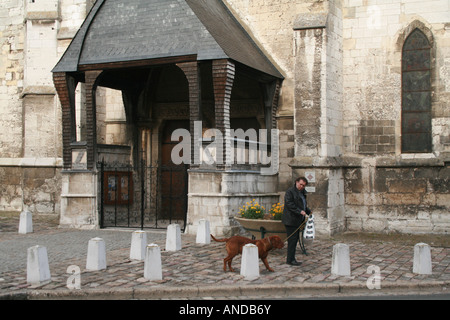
[282,185,311,227]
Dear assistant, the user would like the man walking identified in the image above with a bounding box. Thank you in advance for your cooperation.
[282,177,312,266]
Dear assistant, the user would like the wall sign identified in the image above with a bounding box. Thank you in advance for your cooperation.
[305,171,316,183]
[72,149,87,170]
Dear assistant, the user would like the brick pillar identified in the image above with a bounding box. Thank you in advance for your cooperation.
[53,72,76,170]
[177,62,201,167]
[212,59,235,169]
[84,71,102,170]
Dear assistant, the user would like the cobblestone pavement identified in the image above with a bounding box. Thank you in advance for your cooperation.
[0,213,449,300]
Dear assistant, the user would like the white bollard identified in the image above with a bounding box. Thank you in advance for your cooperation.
[196,219,211,244]
[413,243,432,275]
[166,224,181,252]
[130,230,147,261]
[144,244,163,281]
[86,237,107,271]
[240,244,260,280]
[19,211,33,234]
[27,246,51,285]
[331,243,351,276]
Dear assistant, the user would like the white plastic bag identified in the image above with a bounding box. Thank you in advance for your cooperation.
[303,214,315,240]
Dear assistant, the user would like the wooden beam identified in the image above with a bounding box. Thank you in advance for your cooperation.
[78,55,197,72]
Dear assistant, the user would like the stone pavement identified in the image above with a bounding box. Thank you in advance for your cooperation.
[0,213,449,300]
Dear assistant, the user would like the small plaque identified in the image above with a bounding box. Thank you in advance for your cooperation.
[72,149,87,170]
[305,186,316,193]
[305,171,316,183]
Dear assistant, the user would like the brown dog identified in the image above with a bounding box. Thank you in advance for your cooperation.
[211,234,284,272]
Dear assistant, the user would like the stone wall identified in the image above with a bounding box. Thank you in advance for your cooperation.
[186,171,280,237]
[0,0,90,215]
[342,0,450,156]
[224,0,329,190]
[0,0,25,159]
[60,171,98,229]
[0,0,63,214]
[345,159,449,234]
[0,160,62,214]
[339,0,450,234]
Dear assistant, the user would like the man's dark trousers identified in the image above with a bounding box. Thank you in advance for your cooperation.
[285,225,300,263]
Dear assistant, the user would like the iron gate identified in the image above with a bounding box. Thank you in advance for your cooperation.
[98,160,188,230]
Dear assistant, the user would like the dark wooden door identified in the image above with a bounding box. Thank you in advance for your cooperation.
[160,120,189,225]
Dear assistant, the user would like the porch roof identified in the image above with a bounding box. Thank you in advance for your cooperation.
[52,0,283,79]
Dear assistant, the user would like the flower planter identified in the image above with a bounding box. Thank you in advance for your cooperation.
[234,217,287,241]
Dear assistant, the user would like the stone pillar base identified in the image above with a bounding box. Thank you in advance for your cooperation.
[60,171,98,229]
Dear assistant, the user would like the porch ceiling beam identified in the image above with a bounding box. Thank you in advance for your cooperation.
[77,55,198,72]
[234,61,283,84]
[97,69,151,94]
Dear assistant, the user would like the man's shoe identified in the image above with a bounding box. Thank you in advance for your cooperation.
[287,260,302,266]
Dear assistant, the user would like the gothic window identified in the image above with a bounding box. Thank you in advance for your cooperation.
[402,28,432,153]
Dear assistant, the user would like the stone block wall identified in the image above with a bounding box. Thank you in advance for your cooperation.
[60,171,98,228]
[186,171,280,236]
[222,0,450,235]
[0,0,90,214]
[339,0,450,234]
[0,0,25,159]
[0,160,61,214]
[277,127,295,192]
[345,160,450,233]
[0,0,62,214]
[342,0,450,156]
[345,120,396,155]
[0,166,22,211]
[23,94,61,158]
[291,163,346,236]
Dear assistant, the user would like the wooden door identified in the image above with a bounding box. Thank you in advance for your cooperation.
[160,120,189,225]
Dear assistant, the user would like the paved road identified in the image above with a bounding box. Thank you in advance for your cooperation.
[1,213,449,300]
[0,228,166,274]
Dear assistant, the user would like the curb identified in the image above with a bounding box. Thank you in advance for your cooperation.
[1,280,448,300]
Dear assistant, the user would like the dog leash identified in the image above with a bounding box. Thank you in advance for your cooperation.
[284,215,309,243]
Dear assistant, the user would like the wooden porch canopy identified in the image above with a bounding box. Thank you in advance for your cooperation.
[52,0,283,170]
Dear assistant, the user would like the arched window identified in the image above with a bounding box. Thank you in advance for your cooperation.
[402,28,432,153]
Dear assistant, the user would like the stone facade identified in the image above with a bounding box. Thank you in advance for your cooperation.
[0,0,63,214]
[227,0,449,235]
[0,0,449,235]
[344,159,450,233]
